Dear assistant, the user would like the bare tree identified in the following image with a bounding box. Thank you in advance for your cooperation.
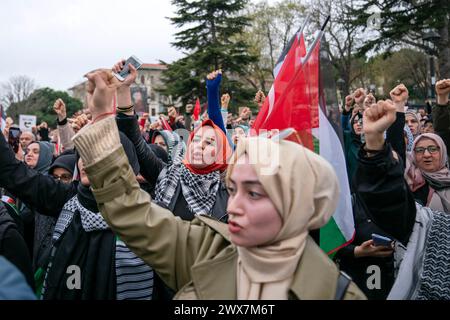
[0,75,37,107]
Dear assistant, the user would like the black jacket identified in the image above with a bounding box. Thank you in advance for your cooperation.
[336,141,415,300]
[116,113,228,222]
[0,202,34,290]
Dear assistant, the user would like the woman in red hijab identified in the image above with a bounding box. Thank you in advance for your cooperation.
[154,119,232,221]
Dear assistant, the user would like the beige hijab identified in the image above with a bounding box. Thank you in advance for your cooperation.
[226,137,340,300]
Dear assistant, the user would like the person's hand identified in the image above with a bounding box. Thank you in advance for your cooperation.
[221,93,231,110]
[69,114,90,133]
[5,117,13,129]
[85,69,121,122]
[390,84,409,112]
[364,93,376,110]
[112,59,138,88]
[207,70,222,81]
[436,79,450,105]
[354,240,394,258]
[363,100,397,151]
[53,98,67,121]
[149,120,163,130]
[240,107,251,121]
[15,143,24,161]
[353,88,366,107]
[344,95,354,112]
[176,115,185,123]
[254,90,266,108]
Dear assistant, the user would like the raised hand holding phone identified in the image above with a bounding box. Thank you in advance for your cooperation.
[113,55,142,82]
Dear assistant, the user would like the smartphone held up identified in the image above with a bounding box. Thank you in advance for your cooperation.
[8,127,21,154]
[113,55,143,81]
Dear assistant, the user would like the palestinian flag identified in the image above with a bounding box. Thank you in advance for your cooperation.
[253,26,354,256]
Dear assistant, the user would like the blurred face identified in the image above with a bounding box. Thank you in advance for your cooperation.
[406,114,419,135]
[189,125,219,168]
[20,132,34,149]
[423,122,435,134]
[414,138,441,172]
[52,167,73,184]
[168,107,177,118]
[232,127,246,145]
[227,113,232,125]
[418,109,426,117]
[77,158,90,186]
[154,135,168,152]
[227,155,282,247]
[352,116,363,135]
[25,143,40,169]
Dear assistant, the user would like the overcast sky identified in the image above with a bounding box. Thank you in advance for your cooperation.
[0,0,271,91]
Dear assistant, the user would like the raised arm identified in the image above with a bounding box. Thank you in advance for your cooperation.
[0,132,74,216]
[206,70,227,134]
[432,79,450,158]
[111,59,166,185]
[355,100,416,245]
[386,84,408,164]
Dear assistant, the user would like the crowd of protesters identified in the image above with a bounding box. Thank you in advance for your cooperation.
[1,55,450,301]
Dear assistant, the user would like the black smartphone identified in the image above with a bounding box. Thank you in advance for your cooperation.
[8,127,21,153]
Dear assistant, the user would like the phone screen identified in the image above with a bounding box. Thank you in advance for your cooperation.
[115,55,143,81]
[8,127,21,153]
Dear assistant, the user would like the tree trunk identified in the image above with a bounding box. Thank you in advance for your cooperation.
[437,15,450,79]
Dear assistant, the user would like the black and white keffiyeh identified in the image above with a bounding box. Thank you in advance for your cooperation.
[154,159,221,216]
[46,195,154,300]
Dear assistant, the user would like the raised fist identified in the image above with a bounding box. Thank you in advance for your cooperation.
[69,114,90,133]
[53,98,67,120]
[436,79,450,105]
[254,90,266,107]
[207,70,222,81]
[364,93,376,109]
[84,68,121,122]
[221,93,231,109]
[353,88,367,106]
[345,95,354,112]
[390,84,409,104]
[363,100,397,136]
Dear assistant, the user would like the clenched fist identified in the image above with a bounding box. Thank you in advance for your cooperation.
[353,88,367,106]
[345,95,354,112]
[436,79,450,105]
[221,93,231,110]
[53,98,67,121]
[364,93,376,110]
[390,84,409,108]
[85,69,121,122]
[363,100,397,151]
[254,90,266,108]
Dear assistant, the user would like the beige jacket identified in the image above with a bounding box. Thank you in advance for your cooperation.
[73,117,366,300]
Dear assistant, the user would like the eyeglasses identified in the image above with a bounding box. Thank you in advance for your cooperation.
[414,146,440,155]
[52,174,72,182]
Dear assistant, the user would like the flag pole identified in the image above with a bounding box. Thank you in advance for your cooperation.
[301,15,330,65]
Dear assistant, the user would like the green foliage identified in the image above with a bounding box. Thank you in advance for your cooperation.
[6,87,83,128]
[160,0,257,113]
[348,0,450,78]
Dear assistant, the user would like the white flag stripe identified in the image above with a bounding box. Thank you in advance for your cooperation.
[319,107,354,241]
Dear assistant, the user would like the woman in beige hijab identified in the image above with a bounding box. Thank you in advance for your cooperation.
[72,69,365,300]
